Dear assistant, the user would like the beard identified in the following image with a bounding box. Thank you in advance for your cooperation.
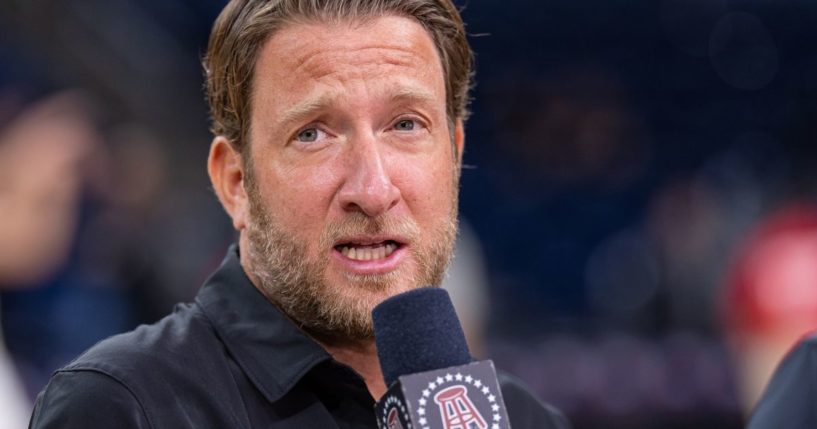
[242,175,458,343]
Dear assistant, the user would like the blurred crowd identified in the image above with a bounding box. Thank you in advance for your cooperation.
[1,1,817,428]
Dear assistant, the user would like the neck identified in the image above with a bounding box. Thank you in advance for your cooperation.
[237,237,387,399]
[317,337,387,400]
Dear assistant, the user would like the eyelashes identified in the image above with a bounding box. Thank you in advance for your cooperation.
[288,113,433,152]
[295,127,324,143]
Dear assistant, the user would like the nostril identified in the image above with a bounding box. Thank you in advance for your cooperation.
[339,185,400,217]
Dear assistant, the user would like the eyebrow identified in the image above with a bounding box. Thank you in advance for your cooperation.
[279,93,338,128]
[389,88,438,106]
[278,87,441,128]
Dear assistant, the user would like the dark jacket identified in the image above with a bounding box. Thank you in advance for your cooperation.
[30,247,570,429]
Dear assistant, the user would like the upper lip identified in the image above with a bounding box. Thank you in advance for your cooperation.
[333,235,408,248]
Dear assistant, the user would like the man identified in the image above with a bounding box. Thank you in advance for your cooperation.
[29,1,570,427]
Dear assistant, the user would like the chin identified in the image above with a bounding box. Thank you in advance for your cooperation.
[331,270,417,301]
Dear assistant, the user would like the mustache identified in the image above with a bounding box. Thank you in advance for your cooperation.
[319,212,421,247]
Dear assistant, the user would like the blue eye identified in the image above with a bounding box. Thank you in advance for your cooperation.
[394,119,416,131]
[296,128,320,142]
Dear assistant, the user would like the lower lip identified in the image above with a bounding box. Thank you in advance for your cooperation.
[331,245,407,274]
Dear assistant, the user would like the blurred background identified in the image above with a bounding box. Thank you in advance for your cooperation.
[1,0,816,428]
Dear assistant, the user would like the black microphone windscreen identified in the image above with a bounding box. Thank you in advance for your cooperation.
[372,287,471,386]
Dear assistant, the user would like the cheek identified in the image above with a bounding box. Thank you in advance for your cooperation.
[393,154,457,220]
[255,159,343,233]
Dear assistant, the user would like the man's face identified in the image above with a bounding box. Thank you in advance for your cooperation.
[241,15,462,342]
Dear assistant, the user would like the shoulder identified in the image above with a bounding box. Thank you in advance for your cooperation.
[32,301,255,428]
[497,371,572,429]
[30,369,151,428]
[746,334,817,429]
[66,302,216,378]
[31,303,226,426]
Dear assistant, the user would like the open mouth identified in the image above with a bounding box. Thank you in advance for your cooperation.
[334,240,402,261]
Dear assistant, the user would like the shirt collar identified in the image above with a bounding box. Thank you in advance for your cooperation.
[195,245,331,403]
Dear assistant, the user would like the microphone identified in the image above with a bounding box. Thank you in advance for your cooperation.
[372,287,511,429]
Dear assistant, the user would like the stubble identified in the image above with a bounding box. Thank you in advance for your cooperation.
[242,171,458,342]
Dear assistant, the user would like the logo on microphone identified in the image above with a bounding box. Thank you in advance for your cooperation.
[415,372,503,429]
[379,394,409,429]
[434,385,487,429]
[387,408,405,429]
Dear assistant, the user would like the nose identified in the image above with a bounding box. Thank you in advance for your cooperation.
[337,135,401,217]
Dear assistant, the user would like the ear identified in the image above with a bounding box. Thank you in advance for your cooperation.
[454,119,465,164]
[208,136,249,231]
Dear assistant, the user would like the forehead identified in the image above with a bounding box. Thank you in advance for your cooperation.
[251,15,446,111]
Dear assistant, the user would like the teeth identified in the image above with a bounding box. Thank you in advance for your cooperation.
[339,243,399,261]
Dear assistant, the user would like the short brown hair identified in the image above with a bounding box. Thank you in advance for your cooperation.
[203,0,473,153]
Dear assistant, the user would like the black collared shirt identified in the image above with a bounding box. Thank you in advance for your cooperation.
[29,247,570,428]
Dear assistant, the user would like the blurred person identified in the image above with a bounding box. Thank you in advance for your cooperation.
[721,204,817,420]
[0,92,96,285]
[0,334,29,429]
[28,1,569,428]
[443,220,489,356]
[0,92,98,429]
